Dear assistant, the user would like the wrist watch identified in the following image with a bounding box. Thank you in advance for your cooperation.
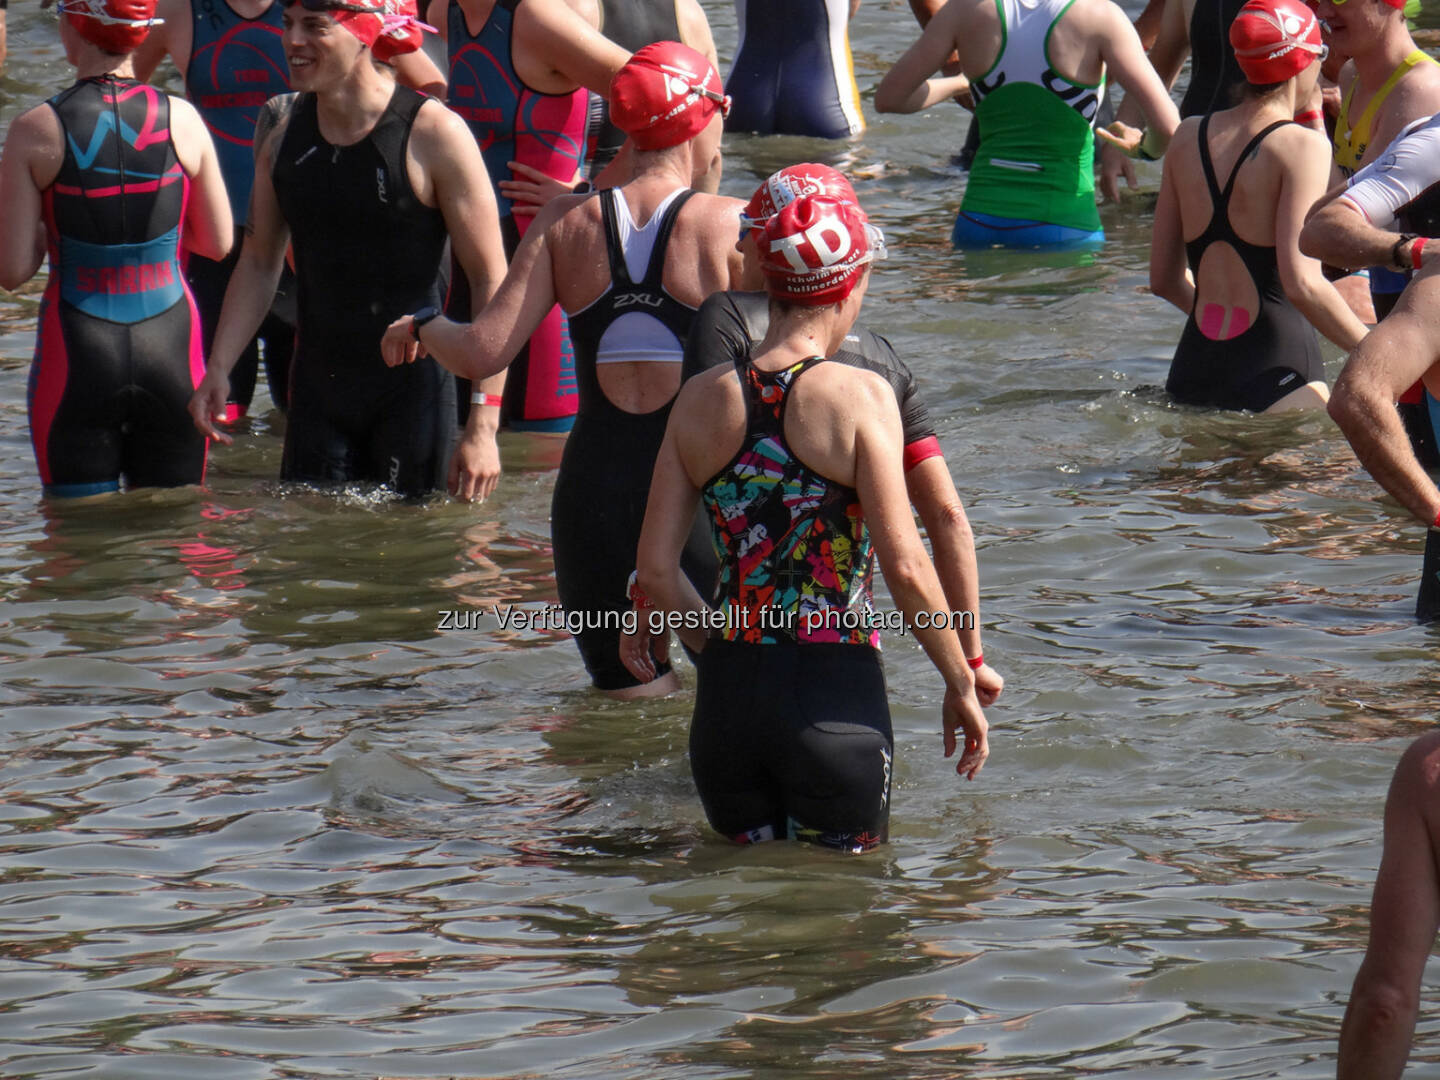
[410,305,442,341]
[1392,233,1419,272]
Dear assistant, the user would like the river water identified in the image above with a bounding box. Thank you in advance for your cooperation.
[3,2,1440,1077]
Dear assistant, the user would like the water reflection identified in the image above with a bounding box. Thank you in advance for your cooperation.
[3,0,1439,1075]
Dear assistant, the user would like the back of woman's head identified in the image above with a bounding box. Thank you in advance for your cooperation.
[609,42,729,151]
[1229,0,1324,85]
[59,0,162,56]
[757,192,884,308]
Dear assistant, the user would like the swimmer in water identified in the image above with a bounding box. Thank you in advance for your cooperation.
[632,187,988,851]
[189,0,510,500]
[381,42,748,696]
[1149,0,1367,412]
[0,0,233,496]
[725,0,865,139]
[1320,0,1440,455]
[432,0,628,434]
[132,0,446,421]
[876,0,1179,249]
[626,162,1004,707]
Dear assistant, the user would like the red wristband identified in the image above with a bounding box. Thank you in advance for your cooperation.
[1432,508,1440,530]
[470,392,504,408]
[967,654,984,670]
[1413,237,1428,271]
[1293,108,1322,125]
[626,570,654,610]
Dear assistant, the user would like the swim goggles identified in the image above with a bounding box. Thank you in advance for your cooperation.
[657,66,732,120]
[862,222,889,264]
[691,82,733,120]
[53,0,164,27]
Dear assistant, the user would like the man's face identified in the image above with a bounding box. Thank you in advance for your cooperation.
[1315,0,1395,58]
[282,4,366,91]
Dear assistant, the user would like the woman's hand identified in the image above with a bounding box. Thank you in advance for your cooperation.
[500,162,582,218]
[619,605,669,683]
[972,662,1004,707]
[381,316,425,367]
[942,683,989,780]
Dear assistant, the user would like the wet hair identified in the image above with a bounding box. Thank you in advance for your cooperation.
[767,295,810,319]
[1241,79,1287,98]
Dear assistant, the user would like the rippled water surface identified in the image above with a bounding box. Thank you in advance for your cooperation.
[4,3,1440,1076]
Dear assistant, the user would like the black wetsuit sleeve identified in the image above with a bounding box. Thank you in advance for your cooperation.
[682,292,761,383]
[842,329,936,448]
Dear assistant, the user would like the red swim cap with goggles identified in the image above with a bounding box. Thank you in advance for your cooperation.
[741,163,858,241]
[57,0,163,55]
[758,193,886,307]
[282,0,434,54]
[609,41,729,151]
[1230,0,1325,84]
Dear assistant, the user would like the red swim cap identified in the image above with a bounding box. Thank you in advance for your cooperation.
[742,163,858,239]
[609,41,729,151]
[759,193,884,307]
[1230,0,1324,84]
[283,0,385,49]
[59,0,162,55]
[371,0,435,62]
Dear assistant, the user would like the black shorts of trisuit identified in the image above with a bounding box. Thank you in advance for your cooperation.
[690,639,893,852]
[281,356,455,498]
[33,297,206,494]
[551,465,675,691]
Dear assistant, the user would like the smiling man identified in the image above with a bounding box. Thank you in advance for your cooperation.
[188,0,510,500]
[133,0,444,421]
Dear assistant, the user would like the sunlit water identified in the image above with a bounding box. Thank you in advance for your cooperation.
[3,3,1440,1076]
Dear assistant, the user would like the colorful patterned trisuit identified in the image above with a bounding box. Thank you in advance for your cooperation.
[691,354,894,852]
